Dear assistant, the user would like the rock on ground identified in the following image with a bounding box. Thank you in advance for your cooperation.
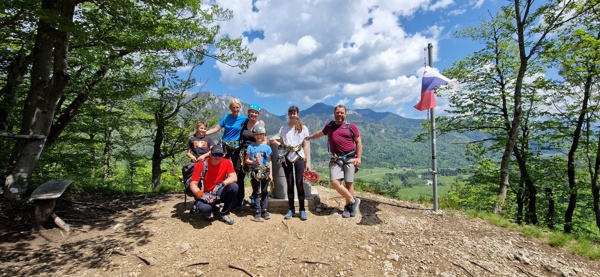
[1,185,599,276]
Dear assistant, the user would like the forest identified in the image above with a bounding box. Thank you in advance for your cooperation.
[1,0,600,239]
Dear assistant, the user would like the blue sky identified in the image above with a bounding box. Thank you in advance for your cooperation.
[190,0,503,118]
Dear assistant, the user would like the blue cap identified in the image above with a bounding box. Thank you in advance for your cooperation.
[249,103,261,113]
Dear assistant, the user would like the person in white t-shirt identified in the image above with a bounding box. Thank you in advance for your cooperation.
[270,106,310,220]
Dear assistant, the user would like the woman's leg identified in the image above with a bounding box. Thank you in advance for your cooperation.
[293,159,307,211]
[283,160,295,211]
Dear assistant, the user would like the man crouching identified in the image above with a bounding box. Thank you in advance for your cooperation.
[189,145,239,225]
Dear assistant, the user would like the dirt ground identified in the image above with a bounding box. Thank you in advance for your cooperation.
[1,182,599,277]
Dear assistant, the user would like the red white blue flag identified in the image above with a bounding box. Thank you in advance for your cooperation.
[414,66,451,111]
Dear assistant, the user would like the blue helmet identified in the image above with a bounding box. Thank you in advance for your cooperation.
[248,103,261,113]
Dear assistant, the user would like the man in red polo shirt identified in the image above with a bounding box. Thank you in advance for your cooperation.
[189,145,239,225]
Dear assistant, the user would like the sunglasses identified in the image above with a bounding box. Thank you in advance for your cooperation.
[212,153,224,157]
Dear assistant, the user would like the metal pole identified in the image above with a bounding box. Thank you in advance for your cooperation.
[427,43,439,212]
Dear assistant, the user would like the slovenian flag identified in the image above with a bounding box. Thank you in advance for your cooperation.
[414,66,451,111]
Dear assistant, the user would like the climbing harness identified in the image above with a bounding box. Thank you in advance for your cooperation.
[250,165,270,181]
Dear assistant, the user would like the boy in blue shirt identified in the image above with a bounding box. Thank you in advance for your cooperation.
[245,124,273,221]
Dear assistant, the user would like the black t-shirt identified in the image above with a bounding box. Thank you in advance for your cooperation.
[240,119,256,149]
[187,135,215,157]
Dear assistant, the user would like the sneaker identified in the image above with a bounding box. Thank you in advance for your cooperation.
[299,210,308,221]
[284,210,295,219]
[263,211,271,220]
[342,205,351,218]
[203,214,214,222]
[350,198,361,217]
[222,214,235,225]
[253,213,262,221]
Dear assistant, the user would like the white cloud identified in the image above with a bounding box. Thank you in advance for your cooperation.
[472,0,486,9]
[429,0,454,11]
[210,0,472,116]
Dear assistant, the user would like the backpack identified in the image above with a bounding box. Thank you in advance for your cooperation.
[327,120,355,139]
[181,160,208,204]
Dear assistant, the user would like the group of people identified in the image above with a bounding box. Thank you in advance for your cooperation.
[185,98,363,225]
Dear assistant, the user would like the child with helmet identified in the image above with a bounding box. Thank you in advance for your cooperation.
[244,124,273,221]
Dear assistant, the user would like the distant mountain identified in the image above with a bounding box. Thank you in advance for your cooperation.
[202,94,470,170]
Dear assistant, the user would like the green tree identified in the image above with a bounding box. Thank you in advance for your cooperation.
[141,52,219,190]
[493,0,591,214]
[441,0,592,216]
[544,3,600,232]
[1,0,255,200]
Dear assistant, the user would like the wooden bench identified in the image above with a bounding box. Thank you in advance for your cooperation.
[29,180,73,232]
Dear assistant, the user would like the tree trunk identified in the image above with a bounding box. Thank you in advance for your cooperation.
[544,187,555,229]
[516,179,525,224]
[563,76,591,233]
[494,84,523,214]
[513,146,538,225]
[151,113,166,190]
[591,133,600,231]
[45,63,119,147]
[90,132,96,179]
[2,0,76,200]
[45,93,88,146]
[103,128,112,183]
[0,47,28,132]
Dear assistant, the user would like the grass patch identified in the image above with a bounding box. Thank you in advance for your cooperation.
[570,239,600,259]
[468,211,516,229]
[520,225,544,239]
[548,232,573,247]
[458,210,600,260]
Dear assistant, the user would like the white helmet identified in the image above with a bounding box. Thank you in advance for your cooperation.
[252,124,266,134]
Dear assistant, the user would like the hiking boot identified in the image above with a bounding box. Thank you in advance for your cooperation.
[232,200,245,210]
[284,210,295,219]
[212,205,221,219]
[190,204,199,214]
[222,214,235,225]
[342,204,351,218]
[350,198,361,217]
[299,210,308,221]
[262,211,271,220]
[253,213,262,221]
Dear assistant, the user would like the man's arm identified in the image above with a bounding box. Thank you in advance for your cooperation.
[222,172,237,186]
[305,130,324,141]
[190,180,201,194]
[303,137,310,170]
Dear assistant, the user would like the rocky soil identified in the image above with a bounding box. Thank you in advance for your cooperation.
[1,183,599,276]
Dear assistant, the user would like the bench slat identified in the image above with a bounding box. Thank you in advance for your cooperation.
[30,180,73,200]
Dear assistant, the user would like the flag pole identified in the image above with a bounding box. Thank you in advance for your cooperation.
[427,43,439,212]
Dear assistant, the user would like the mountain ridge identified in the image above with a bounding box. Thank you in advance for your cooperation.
[203,93,469,169]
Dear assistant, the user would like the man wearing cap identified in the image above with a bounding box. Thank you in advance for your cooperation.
[189,144,239,225]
